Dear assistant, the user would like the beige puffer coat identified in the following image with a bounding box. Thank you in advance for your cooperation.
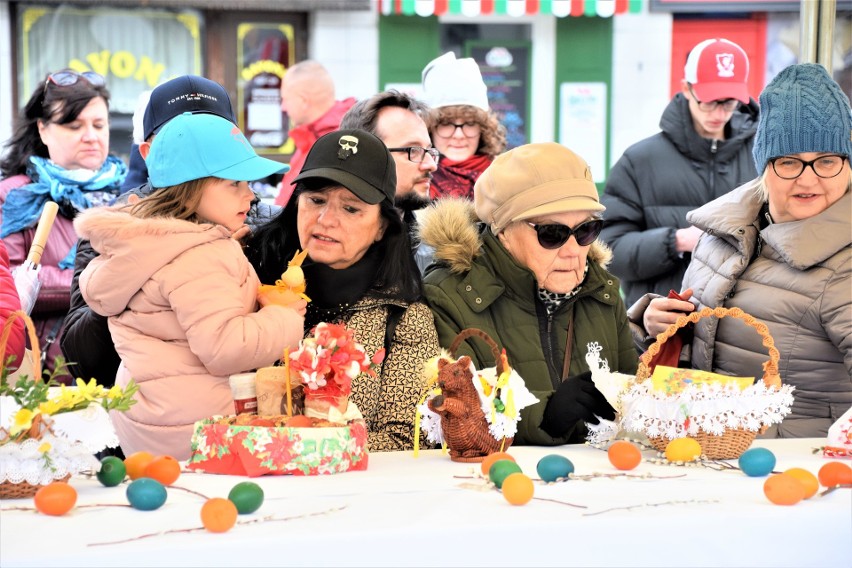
[683,183,851,437]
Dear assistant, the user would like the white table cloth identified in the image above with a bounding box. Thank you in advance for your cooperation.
[0,437,849,567]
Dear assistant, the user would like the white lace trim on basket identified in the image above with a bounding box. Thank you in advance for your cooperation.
[1,394,120,453]
[620,381,795,439]
[0,436,100,485]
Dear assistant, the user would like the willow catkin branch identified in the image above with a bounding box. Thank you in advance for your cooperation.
[87,505,348,547]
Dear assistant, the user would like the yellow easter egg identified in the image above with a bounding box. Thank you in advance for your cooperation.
[664,437,702,462]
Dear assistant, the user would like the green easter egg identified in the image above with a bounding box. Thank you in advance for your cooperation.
[96,455,127,487]
[489,459,523,489]
[228,481,264,514]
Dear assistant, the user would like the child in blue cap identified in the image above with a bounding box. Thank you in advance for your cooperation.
[74,113,305,460]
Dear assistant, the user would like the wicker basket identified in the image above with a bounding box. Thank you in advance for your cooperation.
[0,310,69,499]
[634,307,782,460]
[435,328,513,463]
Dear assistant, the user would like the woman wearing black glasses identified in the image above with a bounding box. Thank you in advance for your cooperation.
[421,52,506,201]
[0,69,126,380]
[419,142,638,446]
[631,63,851,438]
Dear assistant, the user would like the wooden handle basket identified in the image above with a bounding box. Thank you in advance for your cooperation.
[635,307,782,459]
[0,311,69,499]
[438,328,512,463]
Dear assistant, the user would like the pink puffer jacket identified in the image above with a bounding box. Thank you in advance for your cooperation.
[75,207,304,460]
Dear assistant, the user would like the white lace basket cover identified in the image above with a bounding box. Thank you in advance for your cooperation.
[0,393,116,486]
[583,342,795,446]
[418,358,539,445]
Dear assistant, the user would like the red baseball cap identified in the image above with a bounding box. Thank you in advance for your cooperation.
[684,38,750,104]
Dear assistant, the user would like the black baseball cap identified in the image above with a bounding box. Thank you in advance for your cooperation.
[143,75,236,140]
[293,129,396,205]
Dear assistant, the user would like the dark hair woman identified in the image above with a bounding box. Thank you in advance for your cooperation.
[246,129,440,452]
[0,69,126,380]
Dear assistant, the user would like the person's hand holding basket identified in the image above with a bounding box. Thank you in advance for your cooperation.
[619,306,795,459]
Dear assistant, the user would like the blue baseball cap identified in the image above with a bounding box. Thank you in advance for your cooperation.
[147,112,289,188]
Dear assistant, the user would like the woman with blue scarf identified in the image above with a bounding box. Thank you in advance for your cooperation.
[0,69,126,380]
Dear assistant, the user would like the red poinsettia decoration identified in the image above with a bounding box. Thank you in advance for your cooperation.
[288,323,385,398]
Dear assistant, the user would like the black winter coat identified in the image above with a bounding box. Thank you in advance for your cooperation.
[600,94,759,306]
[60,183,280,385]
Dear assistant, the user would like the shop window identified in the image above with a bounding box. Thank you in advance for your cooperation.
[15,4,203,159]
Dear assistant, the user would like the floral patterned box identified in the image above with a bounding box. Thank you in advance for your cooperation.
[186,418,369,477]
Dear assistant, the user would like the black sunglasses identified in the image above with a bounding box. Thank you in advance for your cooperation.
[526,219,603,249]
[45,70,106,89]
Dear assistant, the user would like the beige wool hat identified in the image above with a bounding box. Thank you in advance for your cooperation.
[474,142,604,233]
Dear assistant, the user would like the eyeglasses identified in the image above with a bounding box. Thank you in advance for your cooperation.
[388,146,440,164]
[435,121,481,138]
[45,70,106,89]
[769,154,848,180]
[526,219,603,249]
[687,84,739,113]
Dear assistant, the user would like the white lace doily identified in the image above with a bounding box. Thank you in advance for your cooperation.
[0,436,101,485]
[620,381,795,439]
[582,342,794,445]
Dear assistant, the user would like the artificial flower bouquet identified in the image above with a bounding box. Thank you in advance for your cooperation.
[288,322,385,419]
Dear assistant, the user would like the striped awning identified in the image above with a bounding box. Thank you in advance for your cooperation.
[379,0,643,18]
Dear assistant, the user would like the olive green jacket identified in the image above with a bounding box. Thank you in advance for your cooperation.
[419,199,638,445]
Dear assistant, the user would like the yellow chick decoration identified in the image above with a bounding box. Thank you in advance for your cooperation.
[257,249,311,306]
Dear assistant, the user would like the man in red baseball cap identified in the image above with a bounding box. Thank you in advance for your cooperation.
[600,38,759,309]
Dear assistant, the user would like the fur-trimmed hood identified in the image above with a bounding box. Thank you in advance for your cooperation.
[417,197,613,275]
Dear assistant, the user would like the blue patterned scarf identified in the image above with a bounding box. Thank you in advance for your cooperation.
[1,155,127,268]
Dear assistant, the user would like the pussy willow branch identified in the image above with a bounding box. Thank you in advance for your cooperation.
[87,505,348,547]
[583,498,719,517]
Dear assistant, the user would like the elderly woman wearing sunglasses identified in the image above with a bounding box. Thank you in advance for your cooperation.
[0,69,126,379]
[419,142,638,446]
[629,64,851,438]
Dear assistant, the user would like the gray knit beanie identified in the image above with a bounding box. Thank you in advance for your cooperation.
[752,63,852,171]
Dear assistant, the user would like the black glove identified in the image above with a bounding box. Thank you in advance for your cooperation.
[541,371,616,438]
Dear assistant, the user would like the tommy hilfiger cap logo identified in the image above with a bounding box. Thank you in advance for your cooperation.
[715,53,736,78]
[338,135,359,160]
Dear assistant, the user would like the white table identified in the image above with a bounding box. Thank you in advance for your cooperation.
[1,438,849,567]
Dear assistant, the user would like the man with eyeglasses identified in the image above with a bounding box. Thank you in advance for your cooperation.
[340,90,439,274]
[601,38,759,308]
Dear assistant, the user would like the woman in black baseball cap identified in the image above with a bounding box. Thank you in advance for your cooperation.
[246,129,440,452]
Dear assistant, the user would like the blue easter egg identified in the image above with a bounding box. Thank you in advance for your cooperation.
[536,454,574,482]
[738,447,777,477]
[126,478,168,511]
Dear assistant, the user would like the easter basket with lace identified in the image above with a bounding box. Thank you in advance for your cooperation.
[619,307,795,460]
[0,311,136,499]
[416,328,538,462]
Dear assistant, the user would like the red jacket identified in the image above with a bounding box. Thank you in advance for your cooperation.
[0,239,26,368]
[0,175,76,379]
[274,97,356,206]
